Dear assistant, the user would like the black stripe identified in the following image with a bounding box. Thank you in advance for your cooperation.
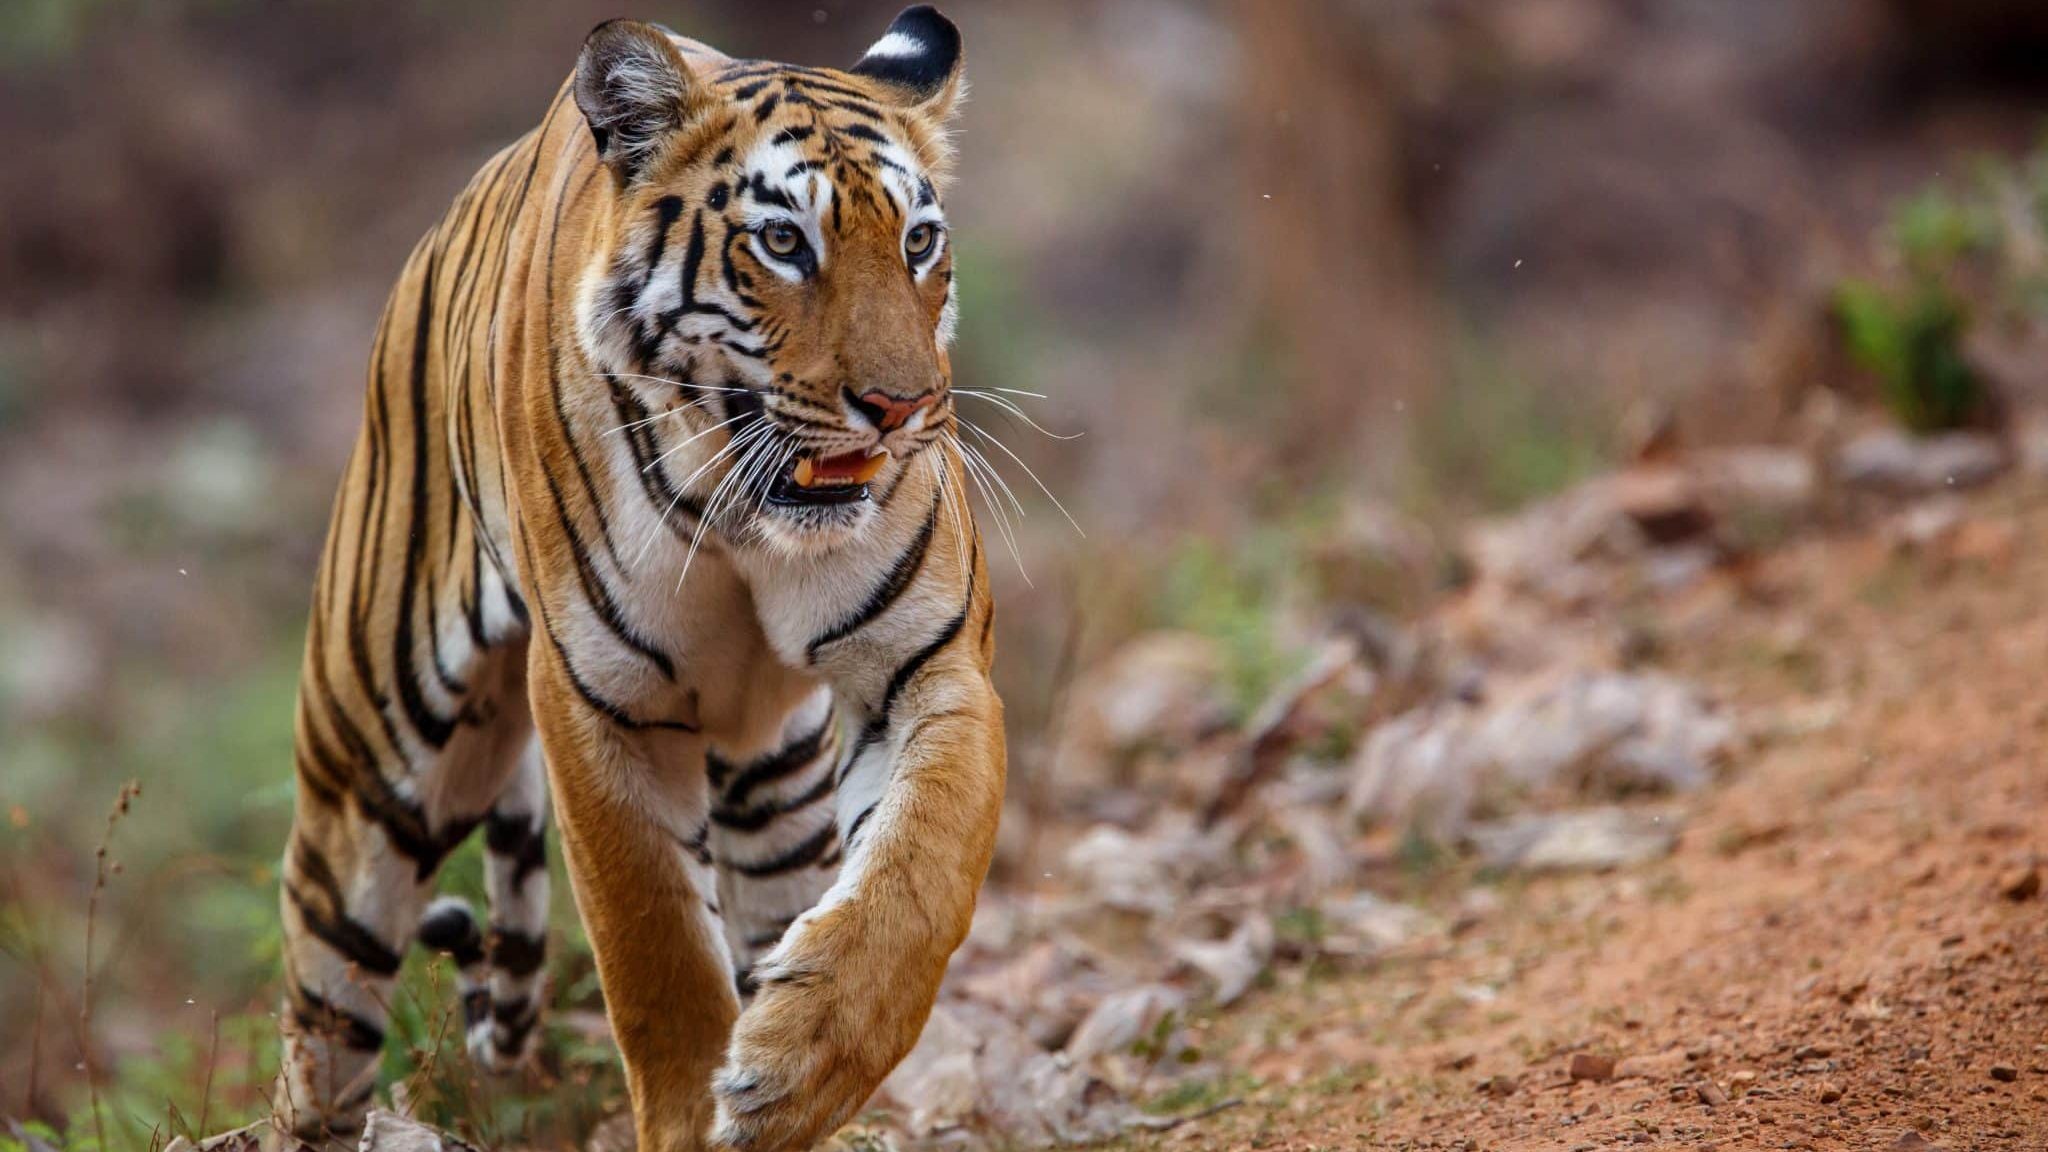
[658,211,760,336]
[610,385,704,539]
[306,635,414,861]
[391,251,461,752]
[729,822,837,877]
[713,720,829,808]
[292,740,346,810]
[517,535,698,733]
[745,917,796,951]
[679,822,713,866]
[493,1000,540,1057]
[747,173,795,212]
[286,867,402,977]
[647,195,685,271]
[471,107,561,587]
[539,464,678,678]
[291,985,384,1052]
[844,803,876,851]
[789,76,885,105]
[712,769,834,833]
[881,599,970,717]
[489,927,547,979]
[822,98,886,123]
[805,495,940,662]
[346,304,407,763]
[850,596,972,765]
[491,994,533,1028]
[419,901,486,969]
[485,808,549,889]
[462,534,490,651]
[543,165,625,571]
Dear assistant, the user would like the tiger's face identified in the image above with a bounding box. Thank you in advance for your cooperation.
[572,8,964,554]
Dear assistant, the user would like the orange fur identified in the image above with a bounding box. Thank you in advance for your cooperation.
[274,10,1002,1151]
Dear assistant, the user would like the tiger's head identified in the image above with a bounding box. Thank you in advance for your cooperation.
[571,6,965,553]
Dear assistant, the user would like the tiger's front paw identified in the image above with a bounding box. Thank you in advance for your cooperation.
[709,970,882,1152]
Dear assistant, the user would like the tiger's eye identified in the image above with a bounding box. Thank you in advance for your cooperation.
[905,223,938,260]
[762,223,805,259]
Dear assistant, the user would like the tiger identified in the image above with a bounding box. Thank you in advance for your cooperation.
[271,7,1003,1150]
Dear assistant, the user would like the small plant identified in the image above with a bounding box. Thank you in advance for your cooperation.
[1833,279,1985,433]
[1832,166,2029,434]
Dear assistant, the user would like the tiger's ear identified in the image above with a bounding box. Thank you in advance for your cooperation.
[850,5,964,122]
[574,20,706,182]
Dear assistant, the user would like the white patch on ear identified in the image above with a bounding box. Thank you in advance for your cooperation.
[862,30,926,60]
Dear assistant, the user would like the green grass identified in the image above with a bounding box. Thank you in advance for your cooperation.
[1407,334,1608,518]
[1142,1072,1260,1117]
[0,630,621,1149]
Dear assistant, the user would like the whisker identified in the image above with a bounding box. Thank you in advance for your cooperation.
[643,410,752,473]
[596,371,751,395]
[635,420,772,570]
[753,440,801,518]
[603,392,722,437]
[679,425,779,591]
[960,418,1086,539]
[732,431,790,522]
[956,436,1027,520]
[953,390,1084,441]
[931,451,972,592]
[949,432,1030,586]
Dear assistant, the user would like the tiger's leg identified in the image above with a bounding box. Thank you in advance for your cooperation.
[706,687,842,997]
[528,656,735,1152]
[272,804,416,1144]
[711,481,1005,1152]
[479,743,552,1064]
[416,742,552,1072]
[274,637,532,1142]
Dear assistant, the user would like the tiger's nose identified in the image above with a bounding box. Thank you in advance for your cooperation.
[847,388,937,432]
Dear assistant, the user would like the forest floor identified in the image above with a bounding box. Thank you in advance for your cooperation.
[133,464,2048,1152]
[1128,487,2048,1152]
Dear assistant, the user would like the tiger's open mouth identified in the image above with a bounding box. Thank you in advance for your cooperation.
[768,448,891,507]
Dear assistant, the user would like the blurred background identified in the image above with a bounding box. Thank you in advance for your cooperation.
[7,0,2048,1147]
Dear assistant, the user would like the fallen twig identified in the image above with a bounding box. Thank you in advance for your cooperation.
[1122,1096,1245,1133]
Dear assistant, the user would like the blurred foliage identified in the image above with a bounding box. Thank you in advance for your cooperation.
[1834,279,1983,433]
[0,0,111,66]
[1823,136,2048,433]
[1157,535,1303,718]
[1410,335,1608,516]
[1833,180,1990,433]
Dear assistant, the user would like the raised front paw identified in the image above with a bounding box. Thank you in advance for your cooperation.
[710,969,888,1152]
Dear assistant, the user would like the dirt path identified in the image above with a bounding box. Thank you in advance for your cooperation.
[1150,493,2048,1152]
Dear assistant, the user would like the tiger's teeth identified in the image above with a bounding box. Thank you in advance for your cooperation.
[792,450,889,489]
[848,451,889,484]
